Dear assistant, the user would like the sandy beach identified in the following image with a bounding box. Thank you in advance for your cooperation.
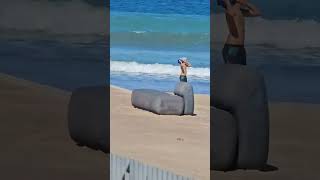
[110,85,320,180]
[0,73,108,180]
[211,102,320,180]
[110,86,210,180]
[1,73,319,180]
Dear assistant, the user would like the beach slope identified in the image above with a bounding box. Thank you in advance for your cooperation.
[110,86,210,180]
[0,74,108,180]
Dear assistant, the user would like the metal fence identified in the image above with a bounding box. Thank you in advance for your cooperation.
[110,154,194,180]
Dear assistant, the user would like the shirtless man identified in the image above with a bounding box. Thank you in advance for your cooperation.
[220,0,261,65]
[178,57,191,82]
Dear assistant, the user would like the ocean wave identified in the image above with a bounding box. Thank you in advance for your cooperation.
[212,14,320,49]
[110,60,210,79]
[132,31,146,34]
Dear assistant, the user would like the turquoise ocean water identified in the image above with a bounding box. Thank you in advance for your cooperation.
[1,0,320,102]
[110,1,210,94]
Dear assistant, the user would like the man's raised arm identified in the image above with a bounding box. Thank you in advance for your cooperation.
[223,0,236,16]
[242,2,261,17]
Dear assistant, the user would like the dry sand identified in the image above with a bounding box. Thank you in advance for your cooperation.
[2,73,319,180]
[110,85,320,180]
[211,102,320,180]
[110,86,210,180]
[0,74,108,180]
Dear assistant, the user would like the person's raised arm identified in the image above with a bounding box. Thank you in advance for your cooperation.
[223,0,236,16]
[186,61,192,67]
[181,64,186,74]
[241,1,261,17]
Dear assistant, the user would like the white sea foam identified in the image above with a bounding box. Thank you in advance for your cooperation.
[110,60,210,79]
[132,31,147,34]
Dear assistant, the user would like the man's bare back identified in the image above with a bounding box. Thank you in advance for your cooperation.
[221,0,261,65]
[225,3,245,45]
[180,64,187,76]
[178,57,191,82]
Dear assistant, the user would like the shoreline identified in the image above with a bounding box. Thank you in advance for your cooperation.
[110,84,210,96]
[0,73,69,95]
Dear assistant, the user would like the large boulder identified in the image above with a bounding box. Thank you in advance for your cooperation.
[211,64,269,170]
[131,89,184,115]
[68,86,109,153]
[174,82,194,115]
[211,107,237,171]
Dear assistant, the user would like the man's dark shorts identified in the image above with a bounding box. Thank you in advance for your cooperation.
[222,44,247,65]
[180,75,187,82]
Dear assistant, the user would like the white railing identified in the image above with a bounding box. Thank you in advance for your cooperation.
[110,154,193,180]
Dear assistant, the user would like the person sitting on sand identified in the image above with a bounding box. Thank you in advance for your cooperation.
[220,0,261,65]
[178,57,191,82]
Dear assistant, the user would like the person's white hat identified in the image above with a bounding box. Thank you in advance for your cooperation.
[178,57,188,64]
[179,57,188,61]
